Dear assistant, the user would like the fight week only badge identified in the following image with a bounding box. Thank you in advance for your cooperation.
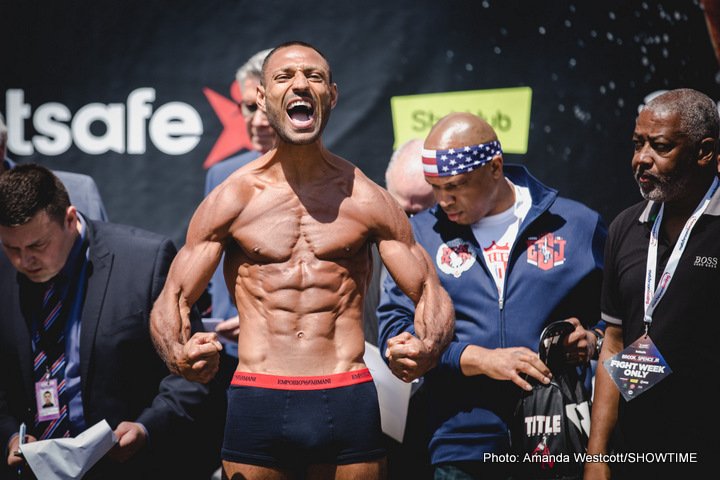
[603,336,672,401]
[436,239,477,278]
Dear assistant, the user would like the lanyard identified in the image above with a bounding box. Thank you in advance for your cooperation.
[644,176,720,329]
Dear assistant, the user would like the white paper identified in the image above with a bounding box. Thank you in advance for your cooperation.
[202,317,238,356]
[201,317,236,347]
[363,341,412,443]
[20,419,117,480]
[201,317,223,334]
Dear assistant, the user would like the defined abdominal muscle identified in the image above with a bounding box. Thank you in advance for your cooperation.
[234,308,367,375]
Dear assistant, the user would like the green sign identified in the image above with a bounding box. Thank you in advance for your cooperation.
[390,87,532,153]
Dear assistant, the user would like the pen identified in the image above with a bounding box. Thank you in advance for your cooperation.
[18,423,25,446]
[17,423,25,478]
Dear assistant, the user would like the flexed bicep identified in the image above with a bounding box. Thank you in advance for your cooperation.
[378,238,429,303]
[374,193,454,379]
[150,182,244,377]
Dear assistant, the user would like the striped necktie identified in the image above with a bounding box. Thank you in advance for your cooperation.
[32,279,71,439]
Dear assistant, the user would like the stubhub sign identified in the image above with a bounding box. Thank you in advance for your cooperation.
[390,87,532,154]
[4,88,203,156]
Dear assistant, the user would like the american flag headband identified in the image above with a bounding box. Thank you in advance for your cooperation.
[422,140,502,177]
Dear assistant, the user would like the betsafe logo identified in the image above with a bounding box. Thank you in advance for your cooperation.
[5,88,202,156]
[3,86,251,167]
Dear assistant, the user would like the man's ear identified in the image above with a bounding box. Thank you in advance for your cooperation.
[257,85,266,113]
[490,154,504,178]
[66,206,78,231]
[697,137,717,168]
[330,83,338,109]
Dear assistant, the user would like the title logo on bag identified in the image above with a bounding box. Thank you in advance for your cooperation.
[525,415,562,436]
[436,239,476,278]
[526,233,566,271]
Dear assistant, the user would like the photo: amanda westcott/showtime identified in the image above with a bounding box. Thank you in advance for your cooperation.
[483,452,699,464]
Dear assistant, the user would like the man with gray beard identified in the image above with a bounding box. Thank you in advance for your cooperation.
[585,88,720,479]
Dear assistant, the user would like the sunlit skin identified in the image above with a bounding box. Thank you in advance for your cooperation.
[423,114,514,225]
[0,208,78,283]
[213,76,278,340]
[257,46,337,145]
[385,139,435,215]
[631,107,717,240]
[150,44,454,480]
[632,109,696,204]
[425,167,511,225]
[390,187,435,216]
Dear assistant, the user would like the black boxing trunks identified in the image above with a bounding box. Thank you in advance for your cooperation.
[221,369,386,469]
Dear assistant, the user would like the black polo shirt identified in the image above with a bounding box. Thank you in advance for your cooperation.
[601,191,720,460]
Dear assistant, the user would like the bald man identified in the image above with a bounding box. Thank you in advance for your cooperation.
[385,139,435,216]
[378,112,606,479]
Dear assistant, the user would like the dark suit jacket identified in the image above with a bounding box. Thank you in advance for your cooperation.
[0,218,218,479]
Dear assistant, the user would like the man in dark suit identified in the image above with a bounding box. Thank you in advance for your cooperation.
[0,165,215,479]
